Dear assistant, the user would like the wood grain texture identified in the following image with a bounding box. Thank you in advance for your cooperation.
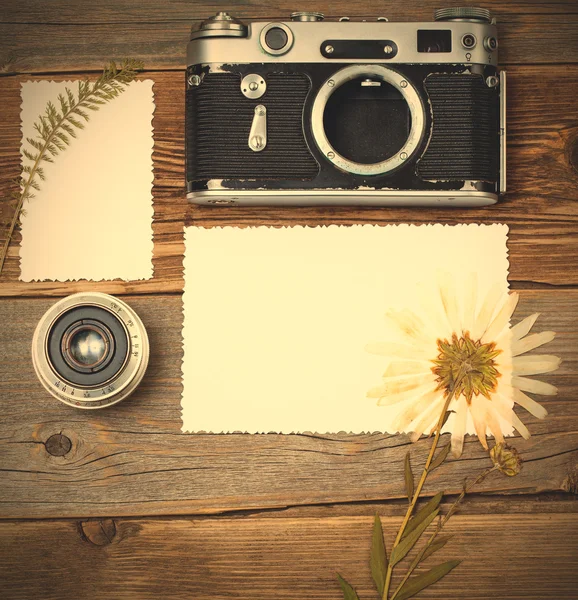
[0,65,577,296]
[1,2,578,71]
[0,509,577,599]
[0,291,576,519]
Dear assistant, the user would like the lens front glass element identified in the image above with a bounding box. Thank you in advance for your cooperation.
[323,77,412,165]
[68,327,107,368]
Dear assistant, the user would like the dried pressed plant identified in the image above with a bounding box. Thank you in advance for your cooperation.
[0,59,144,277]
[337,274,560,599]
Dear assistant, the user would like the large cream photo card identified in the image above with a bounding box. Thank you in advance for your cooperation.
[181,224,510,434]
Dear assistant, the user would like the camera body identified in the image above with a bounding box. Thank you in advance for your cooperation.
[186,9,506,206]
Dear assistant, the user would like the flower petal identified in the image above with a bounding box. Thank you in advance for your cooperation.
[512,331,556,357]
[384,308,430,343]
[469,396,489,449]
[512,354,561,376]
[503,312,540,342]
[482,292,519,344]
[417,281,452,339]
[511,375,558,396]
[491,393,515,427]
[368,373,436,398]
[450,396,468,458]
[471,282,506,340]
[392,389,443,431]
[511,411,531,439]
[407,392,446,441]
[484,404,505,445]
[512,387,548,419]
[438,271,461,334]
[461,272,478,335]
[375,381,438,406]
[365,342,430,359]
[383,360,432,378]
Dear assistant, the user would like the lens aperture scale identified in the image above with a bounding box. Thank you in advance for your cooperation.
[32,293,149,409]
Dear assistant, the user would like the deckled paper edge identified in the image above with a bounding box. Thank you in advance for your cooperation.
[18,79,156,282]
[181,222,510,434]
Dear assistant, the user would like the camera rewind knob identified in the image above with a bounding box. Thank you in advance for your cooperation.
[191,12,248,39]
[434,7,492,22]
[290,12,324,22]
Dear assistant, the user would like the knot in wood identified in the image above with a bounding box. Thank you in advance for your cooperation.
[80,519,117,546]
[44,433,72,456]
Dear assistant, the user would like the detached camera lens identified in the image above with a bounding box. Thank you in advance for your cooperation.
[32,293,149,409]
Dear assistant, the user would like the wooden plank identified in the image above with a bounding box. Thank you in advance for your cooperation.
[3,0,578,23]
[0,66,577,296]
[0,510,577,599]
[1,3,578,71]
[0,290,576,519]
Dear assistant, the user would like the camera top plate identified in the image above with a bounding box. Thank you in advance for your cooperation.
[188,10,498,67]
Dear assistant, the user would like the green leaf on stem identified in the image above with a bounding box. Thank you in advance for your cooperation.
[402,491,444,540]
[421,535,453,563]
[394,560,461,600]
[404,451,414,502]
[430,443,451,472]
[441,410,454,429]
[391,510,439,567]
[370,514,388,594]
[337,574,360,600]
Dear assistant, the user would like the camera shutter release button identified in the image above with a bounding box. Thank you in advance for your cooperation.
[265,27,288,50]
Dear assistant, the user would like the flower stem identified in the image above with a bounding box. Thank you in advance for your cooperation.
[390,464,498,600]
[382,370,466,600]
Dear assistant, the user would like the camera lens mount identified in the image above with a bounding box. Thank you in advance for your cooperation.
[311,65,425,176]
[32,293,149,409]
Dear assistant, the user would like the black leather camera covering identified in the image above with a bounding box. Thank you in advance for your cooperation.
[186,63,499,193]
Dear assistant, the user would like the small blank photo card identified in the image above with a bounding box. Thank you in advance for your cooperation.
[19,80,155,282]
[181,224,509,434]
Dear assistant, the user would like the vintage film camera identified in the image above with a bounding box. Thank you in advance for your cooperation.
[186,8,505,206]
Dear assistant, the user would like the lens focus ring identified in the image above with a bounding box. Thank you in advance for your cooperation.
[32,293,149,409]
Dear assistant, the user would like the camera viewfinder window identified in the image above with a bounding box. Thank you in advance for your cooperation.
[417,30,452,53]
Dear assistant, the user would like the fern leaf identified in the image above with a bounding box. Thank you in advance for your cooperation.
[58,93,68,114]
[60,122,76,138]
[1,57,144,277]
[55,131,69,145]
[22,148,37,161]
[66,87,76,109]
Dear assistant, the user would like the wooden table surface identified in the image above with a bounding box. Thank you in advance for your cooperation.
[1,1,577,598]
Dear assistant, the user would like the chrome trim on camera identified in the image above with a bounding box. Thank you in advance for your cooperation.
[248,105,267,151]
[499,70,507,194]
[188,21,499,66]
[311,65,425,176]
[188,189,497,207]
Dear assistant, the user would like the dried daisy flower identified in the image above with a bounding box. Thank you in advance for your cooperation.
[490,442,523,477]
[366,272,561,457]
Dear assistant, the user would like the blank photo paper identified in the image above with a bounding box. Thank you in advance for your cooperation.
[181,224,510,434]
[19,80,154,281]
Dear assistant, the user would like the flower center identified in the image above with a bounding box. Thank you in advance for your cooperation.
[431,332,501,403]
